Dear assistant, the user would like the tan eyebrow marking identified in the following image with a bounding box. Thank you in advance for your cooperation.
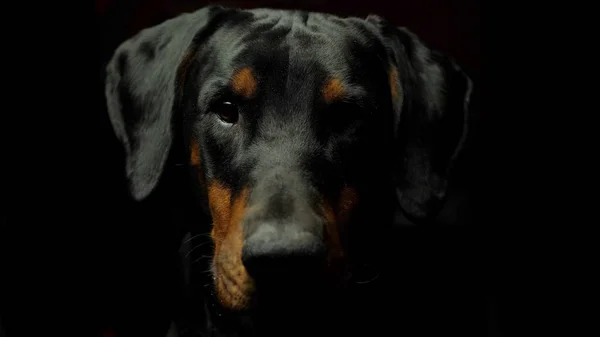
[231,67,257,98]
[322,77,345,103]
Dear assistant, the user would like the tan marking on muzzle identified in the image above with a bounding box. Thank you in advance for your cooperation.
[208,183,253,310]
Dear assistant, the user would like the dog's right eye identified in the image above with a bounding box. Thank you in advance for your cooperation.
[213,101,239,124]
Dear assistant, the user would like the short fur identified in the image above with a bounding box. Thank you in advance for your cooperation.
[105,5,472,337]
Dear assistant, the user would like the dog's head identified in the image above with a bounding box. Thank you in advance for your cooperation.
[105,6,472,313]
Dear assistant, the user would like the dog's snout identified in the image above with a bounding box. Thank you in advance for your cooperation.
[242,223,325,280]
[241,167,328,283]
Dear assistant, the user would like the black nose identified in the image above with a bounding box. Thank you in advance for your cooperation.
[241,224,326,281]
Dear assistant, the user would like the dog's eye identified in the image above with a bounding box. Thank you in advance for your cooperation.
[213,101,239,124]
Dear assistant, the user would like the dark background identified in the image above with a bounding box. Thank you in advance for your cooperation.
[92,0,492,336]
[3,1,509,336]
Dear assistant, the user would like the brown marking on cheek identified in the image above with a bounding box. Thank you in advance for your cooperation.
[231,67,257,98]
[323,203,344,261]
[337,185,359,225]
[190,137,208,190]
[209,185,254,310]
[322,186,360,270]
[190,139,201,167]
[176,50,197,99]
[322,77,345,103]
[389,66,399,101]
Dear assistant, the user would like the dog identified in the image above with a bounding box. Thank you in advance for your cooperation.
[105,5,472,337]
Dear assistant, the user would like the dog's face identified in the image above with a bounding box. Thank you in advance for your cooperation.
[181,9,397,310]
[106,6,472,314]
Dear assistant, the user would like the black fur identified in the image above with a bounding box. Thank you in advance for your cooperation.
[105,6,472,337]
[367,15,473,222]
[105,6,226,200]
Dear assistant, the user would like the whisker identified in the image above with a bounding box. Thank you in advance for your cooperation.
[184,241,213,258]
[354,272,380,285]
[192,254,214,265]
[182,233,204,244]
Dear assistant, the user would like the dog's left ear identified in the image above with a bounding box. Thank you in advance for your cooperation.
[368,15,473,222]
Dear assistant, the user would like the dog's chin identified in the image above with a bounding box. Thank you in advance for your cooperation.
[212,282,339,336]
[213,253,350,311]
[215,268,345,313]
[207,267,357,337]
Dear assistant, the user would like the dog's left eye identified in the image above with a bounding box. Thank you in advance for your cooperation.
[213,101,239,124]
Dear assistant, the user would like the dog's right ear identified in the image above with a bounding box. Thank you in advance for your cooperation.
[105,6,226,201]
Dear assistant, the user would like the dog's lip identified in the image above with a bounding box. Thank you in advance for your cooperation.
[212,258,256,312]
[217,264,246,292]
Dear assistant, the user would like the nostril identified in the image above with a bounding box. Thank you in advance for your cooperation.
[241,226,326,280]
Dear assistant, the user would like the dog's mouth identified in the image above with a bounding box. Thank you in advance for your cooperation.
[205,258,379,337]
[211,237,254,311]
[213,263,253,310]
[208,261,347,336]
[211,248,347,313]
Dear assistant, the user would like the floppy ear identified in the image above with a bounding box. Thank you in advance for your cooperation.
[105,6,225,200]
[369,16,473,222]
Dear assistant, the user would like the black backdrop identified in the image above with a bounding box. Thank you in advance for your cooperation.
[2,1,505,336]
[91,1,493,336]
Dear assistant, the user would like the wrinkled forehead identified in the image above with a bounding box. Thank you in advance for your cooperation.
[198,9,389,104]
